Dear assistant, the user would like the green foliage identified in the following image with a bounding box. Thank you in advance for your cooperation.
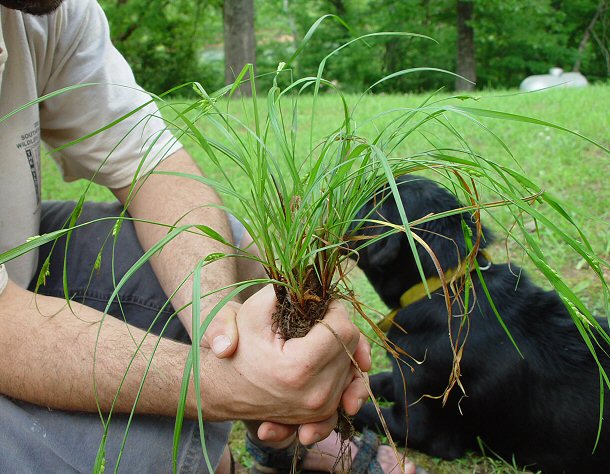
[250,0,609,92]
[98,0,225,94]
[474,0,609,86]
[99,0,608,94]
[367,0,457,92]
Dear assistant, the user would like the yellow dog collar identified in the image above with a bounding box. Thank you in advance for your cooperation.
[378,250,492,332]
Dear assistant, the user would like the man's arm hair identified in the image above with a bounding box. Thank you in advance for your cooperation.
[0,281,367,429]
[112,148,239,338]
[0,280,206,419]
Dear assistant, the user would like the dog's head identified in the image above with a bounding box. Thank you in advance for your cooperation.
[348,175,492,308]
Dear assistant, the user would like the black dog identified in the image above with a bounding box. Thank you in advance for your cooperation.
[349,175,610,474]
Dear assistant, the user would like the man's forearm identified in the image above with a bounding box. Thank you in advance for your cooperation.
[0,280,370,432]
[113,149,239,337]
[0,281,204,419]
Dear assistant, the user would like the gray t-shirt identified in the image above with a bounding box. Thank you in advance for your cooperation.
[0,0,182,287]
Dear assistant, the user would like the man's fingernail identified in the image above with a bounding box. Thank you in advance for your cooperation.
[211,335,231,355]
[357,398,364,411]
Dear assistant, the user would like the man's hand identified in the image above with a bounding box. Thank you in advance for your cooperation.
[201,285,371,444]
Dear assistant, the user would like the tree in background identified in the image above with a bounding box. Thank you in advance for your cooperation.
[223,0,256,95]
[471,0,609,87]
[564,0,609,78]
[99,0,225,94]
[361,0,457,92]
[99,0,609,94]
[456,0,476,91]
[573,1,608,74]
[273,0,382,93]
[369,0,455,93]
[297,0,608,91]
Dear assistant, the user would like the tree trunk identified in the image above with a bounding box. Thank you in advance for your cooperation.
[455,0,476,91]
[573,0,608,72]
[223,0,256,96]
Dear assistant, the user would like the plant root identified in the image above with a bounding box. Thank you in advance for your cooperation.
[271,266,355,452]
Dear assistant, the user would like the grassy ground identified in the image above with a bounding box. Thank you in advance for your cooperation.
[41,84,609,473]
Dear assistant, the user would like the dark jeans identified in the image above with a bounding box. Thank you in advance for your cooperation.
[0,201,231,473]
[31,200,191,341]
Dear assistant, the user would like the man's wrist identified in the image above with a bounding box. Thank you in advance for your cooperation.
[183,348,231,421]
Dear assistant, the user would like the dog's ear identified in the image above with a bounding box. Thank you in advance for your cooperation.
[348,192,404,270]
[363,232,403,269]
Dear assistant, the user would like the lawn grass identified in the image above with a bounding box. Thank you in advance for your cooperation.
[40,84,609,473]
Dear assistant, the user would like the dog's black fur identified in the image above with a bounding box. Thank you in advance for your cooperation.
[349,175,610,474]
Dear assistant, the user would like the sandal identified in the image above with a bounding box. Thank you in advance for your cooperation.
[352,429,429,474]
[246,434,315,474]
[351,429,384,474]
[246,429,424,474]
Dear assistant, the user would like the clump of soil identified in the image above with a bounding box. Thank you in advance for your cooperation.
[272,266,329,339]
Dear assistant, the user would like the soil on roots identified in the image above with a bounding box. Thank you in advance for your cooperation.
[271,265,355,444]
[272,267,329,339]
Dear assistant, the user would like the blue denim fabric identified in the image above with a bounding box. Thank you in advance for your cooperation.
[0,397,230,473]
[0,201,232,473]
[31,200,190,341]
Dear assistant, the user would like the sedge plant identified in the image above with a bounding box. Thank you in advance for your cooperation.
[153,32,610,463]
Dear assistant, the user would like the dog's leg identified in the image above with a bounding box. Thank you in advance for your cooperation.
[368,371,395,401]
[352,401,408,443]
[354,395,471,461]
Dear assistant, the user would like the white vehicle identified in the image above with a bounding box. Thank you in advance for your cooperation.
[520,67,589,91]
